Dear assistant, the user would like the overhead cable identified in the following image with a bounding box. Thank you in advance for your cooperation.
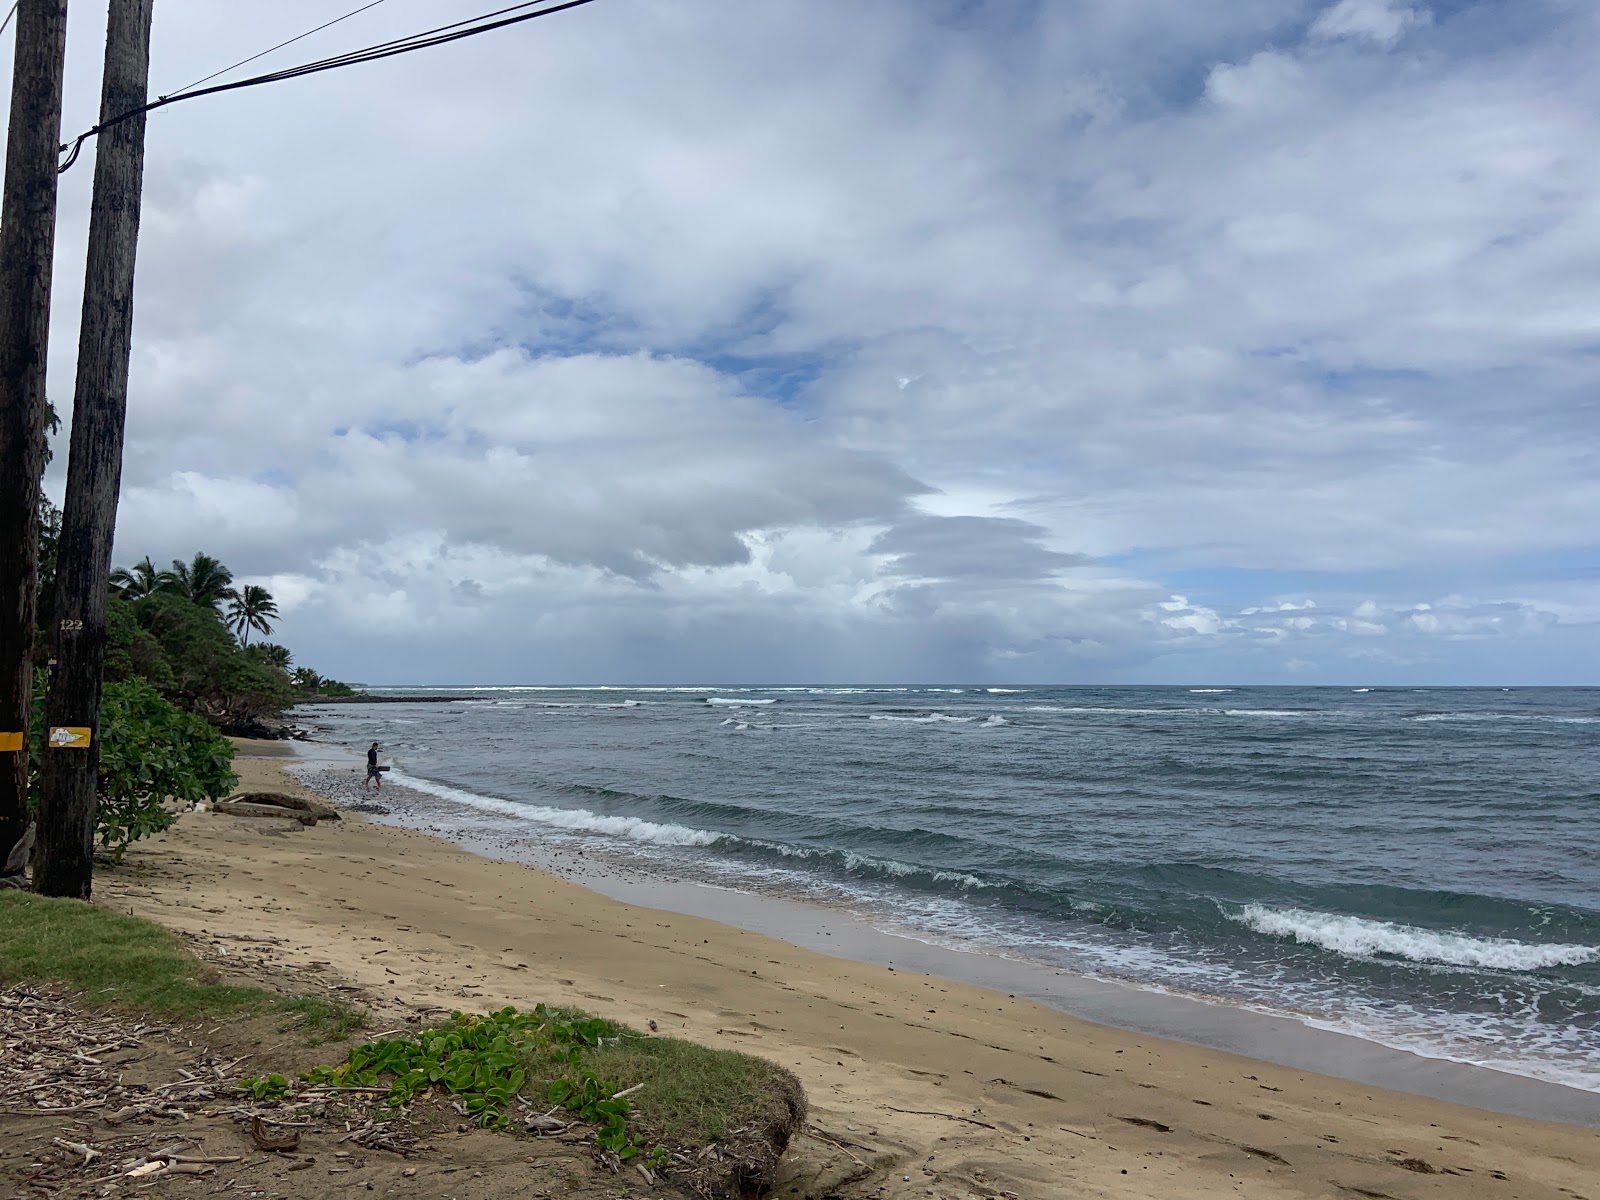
[59,0,601,173]
[171,0,394,96]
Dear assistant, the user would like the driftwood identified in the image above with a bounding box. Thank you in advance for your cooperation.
[213,792,339,825]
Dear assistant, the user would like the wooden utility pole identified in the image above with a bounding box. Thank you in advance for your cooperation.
[35,0,156,898]
[0,0,71,876]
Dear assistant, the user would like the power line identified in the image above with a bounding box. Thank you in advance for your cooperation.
[58,0,601,173]
[172,0,394,96]
[0,3,18,39]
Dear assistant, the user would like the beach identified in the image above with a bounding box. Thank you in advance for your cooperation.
[92,742,1600,1199]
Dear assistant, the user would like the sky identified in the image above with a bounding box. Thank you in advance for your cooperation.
[13,0,1600,685]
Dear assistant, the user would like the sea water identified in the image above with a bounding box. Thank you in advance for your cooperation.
[297,685,1600,1092]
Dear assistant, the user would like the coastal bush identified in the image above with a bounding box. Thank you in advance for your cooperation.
[126,593,293,724]
[27,675,238,860]
[95,680,238,857]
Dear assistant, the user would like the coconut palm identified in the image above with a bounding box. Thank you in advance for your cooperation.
[248,642,293,671]
[110,555,177,599]
[171,552,236,610]
[226,585,279,645]
[290,666,323,693]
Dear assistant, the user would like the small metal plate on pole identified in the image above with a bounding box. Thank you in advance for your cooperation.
[47,727,91,749]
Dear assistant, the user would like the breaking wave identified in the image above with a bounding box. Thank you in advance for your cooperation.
[386,769,722,847]
[1233,905,1600,971]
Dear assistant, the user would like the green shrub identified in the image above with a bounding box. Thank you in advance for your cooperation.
[96,680,238,857]
[28,675,238,860]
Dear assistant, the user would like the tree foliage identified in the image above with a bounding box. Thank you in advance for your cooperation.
[28,676,238,860]
[170,552,236,610]
[95,681,238,858]
[110,555,177,599]
[107,593,293,725]
[101,548,355,728]
[247,642,293,670]
[227,584,279,645]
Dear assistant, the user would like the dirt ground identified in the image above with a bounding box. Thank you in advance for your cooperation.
[1,975,852,1200]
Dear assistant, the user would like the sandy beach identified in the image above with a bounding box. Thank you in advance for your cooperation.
[93,744,1600,1200]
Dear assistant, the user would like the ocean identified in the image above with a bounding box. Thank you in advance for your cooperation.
[295,684,1600,1094]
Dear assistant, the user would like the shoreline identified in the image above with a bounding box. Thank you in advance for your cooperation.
[287,740,1600,1128]
[99,741,1600,1198]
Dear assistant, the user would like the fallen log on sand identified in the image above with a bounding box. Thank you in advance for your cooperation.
[213,793,339,825]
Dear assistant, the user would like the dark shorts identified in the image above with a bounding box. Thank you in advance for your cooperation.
[366,764,381,778]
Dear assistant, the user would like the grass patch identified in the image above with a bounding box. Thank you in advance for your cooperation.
[0,892,368,1040]
[280,995,371,1044]
[0,891,269,1019]
[527,1029,786,1147]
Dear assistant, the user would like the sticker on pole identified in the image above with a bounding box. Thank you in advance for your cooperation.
[0,732,23,752]
[48,727,92,749]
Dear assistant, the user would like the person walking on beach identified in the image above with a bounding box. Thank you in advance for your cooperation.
[365,742,383,791]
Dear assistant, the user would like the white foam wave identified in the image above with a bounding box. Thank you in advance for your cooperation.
[980,714,1009,727]
[868,712,973,724]
[537,700,642,709]
[1188,688,1234,693]
[1409,713,1598,725]
[1234,905,1600,971]
[1352,688,1372,693]
[1025,705,1179,716]
[706,697,776,707]
[1223,709,1313,718]
[385,769,722,847]
[740,838,991,889]
[985,688,1023,693]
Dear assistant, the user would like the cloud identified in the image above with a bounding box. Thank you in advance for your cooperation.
[1308,0,1430,49]
[18,0,1598,683]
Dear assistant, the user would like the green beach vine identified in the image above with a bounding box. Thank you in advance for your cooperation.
[248,1004,667,1161]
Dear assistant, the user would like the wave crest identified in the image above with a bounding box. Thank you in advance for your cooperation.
[1233,905,1600,971]
[387,770,723,847]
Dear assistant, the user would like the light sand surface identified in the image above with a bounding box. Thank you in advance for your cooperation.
[96,748,1600,1199]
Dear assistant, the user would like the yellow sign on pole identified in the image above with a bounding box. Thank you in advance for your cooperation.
[0,732,23,752]
[48,727,92,749]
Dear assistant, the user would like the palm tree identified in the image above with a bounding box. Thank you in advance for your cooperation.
[171,552,236,610]
[227,585,279,645]
[291,666,323,693]
[248,642,293,671]
[110,555,177,599]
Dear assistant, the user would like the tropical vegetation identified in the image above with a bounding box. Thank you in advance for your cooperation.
[227,584,279,645]
[18,500,362,863]
[25,673,238,859]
